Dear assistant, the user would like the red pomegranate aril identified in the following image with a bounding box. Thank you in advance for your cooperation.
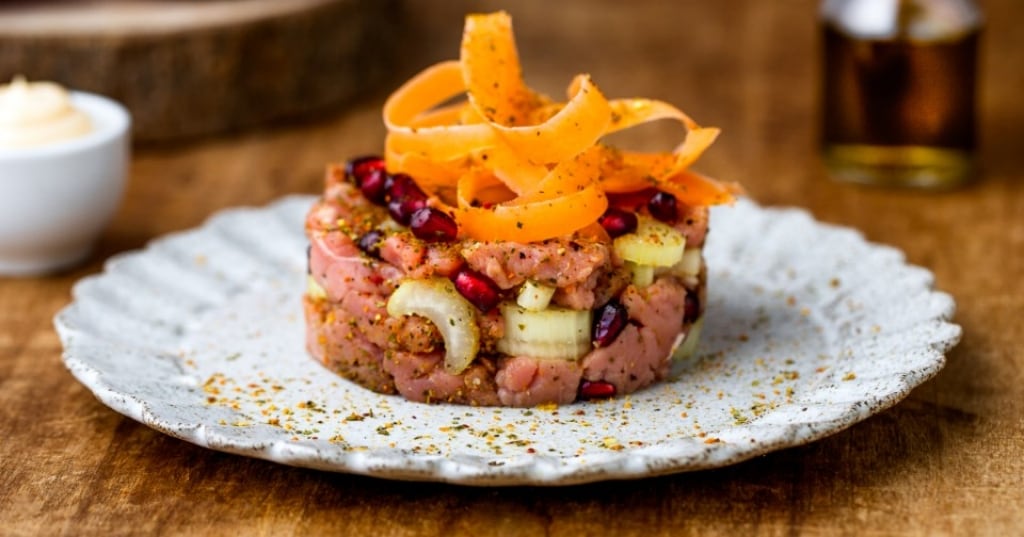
[453,267,502,312]
[386,173,426,202]
[388,197,428,226]
[684,291,700,324]
[384,173,430,225]
[592,300,628,348]
[579,380,616,400]
[410,207,458,242]
[358,168,389,205]
[608,188,658,211]
[345,156,386,184]
[647,191,678,223]
[598,208,638,238]
[357,229,385,258]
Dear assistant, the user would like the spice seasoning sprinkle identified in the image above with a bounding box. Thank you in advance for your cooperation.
[180,260,834,459]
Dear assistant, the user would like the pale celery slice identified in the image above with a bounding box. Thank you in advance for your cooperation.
[516,280,556,311]
[387,278,480,374]
[671,248,703,277]
[671,316,704,361]
[626,261,655,287]
[613,216,686,267]
[497,302,592,360]
[668,316,705,378]
[306,275,327,300]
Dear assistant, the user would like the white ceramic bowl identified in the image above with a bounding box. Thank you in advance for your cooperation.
[0,92,130,276]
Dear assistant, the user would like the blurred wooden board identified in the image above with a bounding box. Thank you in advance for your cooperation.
[0,0,398,142]
[3,0,1024,535]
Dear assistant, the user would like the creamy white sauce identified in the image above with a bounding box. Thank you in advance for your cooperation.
[0,76,92,148]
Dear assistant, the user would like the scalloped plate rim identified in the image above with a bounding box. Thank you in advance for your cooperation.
[54,195,961,486]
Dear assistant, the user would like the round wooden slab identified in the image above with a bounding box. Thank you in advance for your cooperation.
[0,0,398,142]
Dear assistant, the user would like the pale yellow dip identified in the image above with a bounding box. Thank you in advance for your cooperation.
[0,76,92,148]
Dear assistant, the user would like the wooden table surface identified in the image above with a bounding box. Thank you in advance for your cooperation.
[3,1,1022,535]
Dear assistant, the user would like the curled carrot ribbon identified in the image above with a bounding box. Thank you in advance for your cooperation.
[383,11,735,242]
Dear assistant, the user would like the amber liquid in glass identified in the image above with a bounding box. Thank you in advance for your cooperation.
[822,23,979,188]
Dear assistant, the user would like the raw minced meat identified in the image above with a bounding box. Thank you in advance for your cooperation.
[303,165,706,407]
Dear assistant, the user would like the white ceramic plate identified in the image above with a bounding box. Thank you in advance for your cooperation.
[55,196,960,486]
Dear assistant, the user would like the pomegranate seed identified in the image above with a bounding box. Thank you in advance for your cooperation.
[410,207,458,242]
[608,188,657,211]
[384,173,429,225]
[684,291,700,323]
[359,168,389,205]
[357,229,385,258]
[345,156,385,184]
[592,300,628,348]
[647,191,678,223]
[598,208,638,238]
[385,173,426,201]
[578,380,616,400]
[388,197,428,226]
[453,267,502,312]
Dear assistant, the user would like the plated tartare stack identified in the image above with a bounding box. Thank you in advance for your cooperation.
[304,11,737,407]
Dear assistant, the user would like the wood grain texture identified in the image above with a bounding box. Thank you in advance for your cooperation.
[0,0,399,142]
[2,0,1022,535]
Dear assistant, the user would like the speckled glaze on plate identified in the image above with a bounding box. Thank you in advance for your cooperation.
[55,196,960,486]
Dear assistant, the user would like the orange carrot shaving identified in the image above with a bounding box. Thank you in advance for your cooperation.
[460,12,547,126]
[489,75,612,166]
[382,10,734,242]
[661,170,736,207]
